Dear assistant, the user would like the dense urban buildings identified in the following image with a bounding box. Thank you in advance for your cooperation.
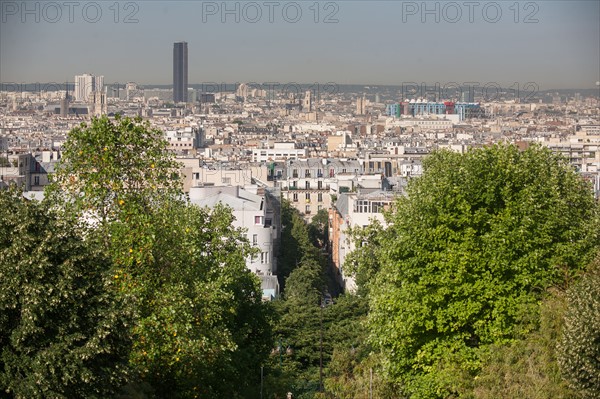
[1,81,599,294]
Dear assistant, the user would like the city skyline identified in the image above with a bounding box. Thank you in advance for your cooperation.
[1,1,599,90]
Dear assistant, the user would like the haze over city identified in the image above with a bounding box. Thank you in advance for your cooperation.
[1,0,599,89]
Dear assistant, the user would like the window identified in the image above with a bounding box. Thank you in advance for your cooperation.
[305,181,310,190]
[318,193,323,202]
[318,181,323,190]
[255,216,263,225]
[318,205,322,211]
[305,169,310,177]
[253,234,258,245]
[356,200,369,213]
[372,201,387,213]
[261,252,269,264]
[305,193,310,200]
[305,205,311,214]
[34,176,40,186]
[293,193,298,202]
[293,169,298,178]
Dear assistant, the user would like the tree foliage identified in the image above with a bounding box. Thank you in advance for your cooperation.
[363,144,599,397]
[278,200,328,293]
[558,257,600,398]
[308,208,329,249]
[471,290,577,399]
[47,114,182,228]
[266,202,362,398]
[343,220,386,293]
[126,201,272,399]
[0,187,131,398]
[45,115,272,398]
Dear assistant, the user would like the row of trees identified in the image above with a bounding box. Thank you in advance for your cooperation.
[263,202,371,398]
[1,116,272,398]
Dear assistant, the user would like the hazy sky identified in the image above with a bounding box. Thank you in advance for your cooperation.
[1,1,599,89]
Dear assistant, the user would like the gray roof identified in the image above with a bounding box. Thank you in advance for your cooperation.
[334,193,350,217]
[190,187,262,211]
[260,275,280,290]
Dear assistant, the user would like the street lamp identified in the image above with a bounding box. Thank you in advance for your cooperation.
[319,292,333,393]
[265,339,293,399]
[271,339,293,367]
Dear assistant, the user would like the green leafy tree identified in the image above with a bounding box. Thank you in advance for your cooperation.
[47,116,272,398]
[364,144,599,397]
[0,187,132,398]
[127,201,272,399]
[323,294,386,399]
[266,202,338,398]
[558,257,600,398]
[47,114,182,230]
[278,200,325,292]
[308,208,329,249]
[471,290,577,399]
[343,220,386,293]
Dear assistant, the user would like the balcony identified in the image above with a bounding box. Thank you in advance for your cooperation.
[282,185,330,192]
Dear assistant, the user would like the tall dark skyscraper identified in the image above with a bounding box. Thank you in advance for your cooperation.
[173,41,188,103]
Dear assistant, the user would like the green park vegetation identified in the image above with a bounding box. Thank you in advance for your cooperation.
[1,116,599,398]
[345,144,600,398]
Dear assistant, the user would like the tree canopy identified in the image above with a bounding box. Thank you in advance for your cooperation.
[362,144,599,397]
[39,115,272,398]
[47,114,182,228]
[558,257,600,398]
[0,188,131,399]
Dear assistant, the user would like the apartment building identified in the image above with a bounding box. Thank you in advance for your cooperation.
[329,190,398,292]
[189,185,281,300]
[280,158,361,218]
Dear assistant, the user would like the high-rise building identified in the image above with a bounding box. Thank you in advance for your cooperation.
[74,74,104,102]
[173,42,188,103]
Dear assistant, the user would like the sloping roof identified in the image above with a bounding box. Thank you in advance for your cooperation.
[190,188,262,211]
[335,193,350,217]
[260,275,280,291]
